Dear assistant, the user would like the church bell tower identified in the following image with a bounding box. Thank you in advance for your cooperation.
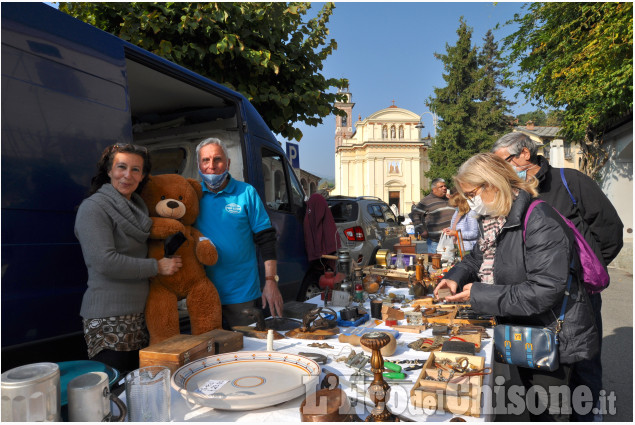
[335,85,354,151]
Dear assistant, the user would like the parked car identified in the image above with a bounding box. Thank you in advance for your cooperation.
[326,196,406,267]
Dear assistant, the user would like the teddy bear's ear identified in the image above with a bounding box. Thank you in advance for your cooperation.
[187,178,203,200]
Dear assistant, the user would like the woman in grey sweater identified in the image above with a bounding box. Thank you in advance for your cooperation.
[75,144,182,373]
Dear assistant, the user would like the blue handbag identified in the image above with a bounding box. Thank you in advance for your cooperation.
[493,264,573,372]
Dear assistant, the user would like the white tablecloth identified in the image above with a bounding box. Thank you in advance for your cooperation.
[125,288,495,422]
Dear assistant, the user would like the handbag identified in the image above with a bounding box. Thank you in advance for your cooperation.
[493,261,573,371]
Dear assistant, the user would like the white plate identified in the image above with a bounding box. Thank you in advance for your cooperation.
[171,351,320,410]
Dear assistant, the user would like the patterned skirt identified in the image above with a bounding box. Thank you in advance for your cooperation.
[83,313,149,358]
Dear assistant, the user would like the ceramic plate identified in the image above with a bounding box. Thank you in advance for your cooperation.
[172,351,320,410]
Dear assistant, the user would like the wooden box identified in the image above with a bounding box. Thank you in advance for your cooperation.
[205,329,244,354]
[139,329,243,374]
[139,332,217,374]
[393,242,416,254]
[410,351,485,417]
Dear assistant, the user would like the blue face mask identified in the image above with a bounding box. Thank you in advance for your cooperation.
[199,169,229,190]
[515,167,527,180]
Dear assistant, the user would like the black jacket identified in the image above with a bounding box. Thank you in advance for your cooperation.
[534,155,623,269]
[445,190,599,364]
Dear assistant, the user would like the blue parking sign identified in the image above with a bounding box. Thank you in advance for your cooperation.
[286,142,300,168]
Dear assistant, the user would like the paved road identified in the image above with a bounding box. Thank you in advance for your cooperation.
[600,266,632,422]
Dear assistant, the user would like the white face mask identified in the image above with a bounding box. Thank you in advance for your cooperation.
[466,194,492,216]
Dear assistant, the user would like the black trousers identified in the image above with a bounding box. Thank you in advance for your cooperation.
[517,364,573,421]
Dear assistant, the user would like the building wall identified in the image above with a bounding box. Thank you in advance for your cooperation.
[598,120,633,271]
[333,104,431,213]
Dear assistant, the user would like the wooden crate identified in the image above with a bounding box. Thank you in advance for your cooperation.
[410,351,485,417]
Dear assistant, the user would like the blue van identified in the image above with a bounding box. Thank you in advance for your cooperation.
[1,3,312,370]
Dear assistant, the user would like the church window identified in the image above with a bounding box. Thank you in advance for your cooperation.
[382,126,388,139]
[341,114,348,127]
[399,125,404,139]
[390,125,396,139]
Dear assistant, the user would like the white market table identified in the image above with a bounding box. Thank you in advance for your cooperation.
[123,287,495,422]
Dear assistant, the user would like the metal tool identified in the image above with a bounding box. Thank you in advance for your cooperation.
[298,352,328,365]
[344,351,405,380]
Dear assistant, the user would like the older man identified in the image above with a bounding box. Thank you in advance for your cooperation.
[193,137,283,329]
[492,132,623,421]
[410,178,455,254]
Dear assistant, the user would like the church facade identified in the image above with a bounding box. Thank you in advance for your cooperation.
[331,87,432,215]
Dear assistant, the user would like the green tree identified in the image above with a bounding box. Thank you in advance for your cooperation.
[426,19,512,184]
[477,30,515,138]
[516,110,547,126]
[59,2,347,141]
[503,2,633,177]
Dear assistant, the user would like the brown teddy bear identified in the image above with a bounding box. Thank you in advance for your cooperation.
[140,174,222,345]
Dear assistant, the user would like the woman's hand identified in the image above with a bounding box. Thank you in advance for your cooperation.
[434,278,458,299]
[442,227,457,237]
[157,256,183,276]
[445,283,472,303]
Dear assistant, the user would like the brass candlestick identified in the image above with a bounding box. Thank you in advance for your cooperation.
[360,332,399,422]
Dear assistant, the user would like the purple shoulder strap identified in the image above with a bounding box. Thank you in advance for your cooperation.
[523,199,545,242]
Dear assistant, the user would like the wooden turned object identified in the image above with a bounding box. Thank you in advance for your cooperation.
[360,332,399,422]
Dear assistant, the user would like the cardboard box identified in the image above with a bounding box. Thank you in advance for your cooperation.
[410,351,485,417]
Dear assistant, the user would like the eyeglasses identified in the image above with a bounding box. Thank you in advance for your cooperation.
[112,143,148,155]
[463,186,483,200]
[504,154,517,163]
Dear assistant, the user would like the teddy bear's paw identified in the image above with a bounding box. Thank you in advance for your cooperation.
[196,239,218,265]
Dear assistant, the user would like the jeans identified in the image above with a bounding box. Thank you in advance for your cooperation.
[426,239,438,254]
[570,292,603,421]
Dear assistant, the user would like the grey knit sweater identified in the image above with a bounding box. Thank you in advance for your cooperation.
[75,184,158,319]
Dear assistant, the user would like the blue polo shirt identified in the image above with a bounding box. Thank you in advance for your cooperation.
[194,176,272,304]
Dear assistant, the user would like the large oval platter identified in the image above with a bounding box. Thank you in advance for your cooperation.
[171,351,320,410]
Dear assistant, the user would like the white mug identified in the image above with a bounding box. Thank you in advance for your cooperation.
[67,372,126,422]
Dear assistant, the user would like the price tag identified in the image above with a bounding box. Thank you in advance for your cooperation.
[331,290,351,307]
[197,379,229,396]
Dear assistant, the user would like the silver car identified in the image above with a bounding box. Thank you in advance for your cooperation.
[326,196,406,267]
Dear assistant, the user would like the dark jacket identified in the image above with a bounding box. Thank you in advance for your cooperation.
[534,155,623,269]
[303,194,340,261]
[444,190,599,364]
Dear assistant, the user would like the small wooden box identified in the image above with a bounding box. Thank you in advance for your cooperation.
[393,243,416,254]
[410,351,485,417]
[139,332,217,373]
[423,305,457,325]
[205,329,244,354]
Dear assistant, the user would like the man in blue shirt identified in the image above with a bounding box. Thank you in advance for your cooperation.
[194,138,283,328]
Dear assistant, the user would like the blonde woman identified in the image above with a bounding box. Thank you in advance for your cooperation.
[434,153,598,421]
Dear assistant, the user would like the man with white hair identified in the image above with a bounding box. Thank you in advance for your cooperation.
[194,137,283,329]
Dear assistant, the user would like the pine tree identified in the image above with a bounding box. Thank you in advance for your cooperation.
[426,20,513,186]
[476,30,515,147]
[426,18,483,185]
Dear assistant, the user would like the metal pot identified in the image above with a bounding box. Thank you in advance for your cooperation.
[67,371,126,422]
[1,362,61,422]
[300,373,355,422]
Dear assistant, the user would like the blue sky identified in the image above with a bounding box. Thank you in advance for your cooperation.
[288,2,536,180]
